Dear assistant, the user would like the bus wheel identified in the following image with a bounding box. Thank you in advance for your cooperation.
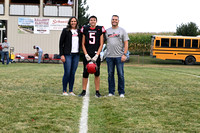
[185,56,196,65]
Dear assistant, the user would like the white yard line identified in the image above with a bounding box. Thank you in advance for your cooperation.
[185,74,200,78]
[79,80,90,133]
[177,72,200,78]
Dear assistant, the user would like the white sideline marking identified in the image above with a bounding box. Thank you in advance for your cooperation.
[185,74,200,78]
[79,80,90,133]
[177,72,200,78]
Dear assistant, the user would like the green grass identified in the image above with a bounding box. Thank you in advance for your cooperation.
[88,66,200,132]
[0,63,83,132]
[1,57,200,132]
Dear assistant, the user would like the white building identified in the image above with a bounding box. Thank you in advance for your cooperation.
[0,0,78,54]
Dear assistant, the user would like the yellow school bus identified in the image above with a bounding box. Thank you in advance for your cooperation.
[150,35,200,65]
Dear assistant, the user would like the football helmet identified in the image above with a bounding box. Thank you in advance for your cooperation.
[86,61,97,74]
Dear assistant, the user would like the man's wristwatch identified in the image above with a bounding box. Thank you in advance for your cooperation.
[123,53,127,56]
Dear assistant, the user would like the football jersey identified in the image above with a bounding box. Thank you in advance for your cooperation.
[81,25,106,54]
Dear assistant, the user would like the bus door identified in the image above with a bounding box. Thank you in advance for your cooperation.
[150,36,155,57]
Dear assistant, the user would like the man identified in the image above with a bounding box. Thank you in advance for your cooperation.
[1,38,10,65]
[78,16,105,97]
[33,45,43,63]
[105,15,129,98]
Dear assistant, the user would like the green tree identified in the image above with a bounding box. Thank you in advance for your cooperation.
[78,0,90,28]
[176,22,199,36]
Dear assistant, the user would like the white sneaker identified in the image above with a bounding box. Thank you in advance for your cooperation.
[108,93,114,97]
[63,92,68,96]
[69,92,76,96]
[119,94,125,98]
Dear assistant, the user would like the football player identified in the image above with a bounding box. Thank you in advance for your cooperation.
[78,16,106,97]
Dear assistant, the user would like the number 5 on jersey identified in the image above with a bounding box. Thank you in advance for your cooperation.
[89,33,96,44]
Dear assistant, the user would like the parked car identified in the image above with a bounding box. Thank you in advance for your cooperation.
[125,51,130,62]
[100,44,130,62]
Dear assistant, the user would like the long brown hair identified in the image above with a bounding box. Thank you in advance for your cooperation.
[67,17,79,30]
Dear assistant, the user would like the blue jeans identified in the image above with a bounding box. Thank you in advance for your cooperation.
[106,57,125,95]
[62,54,79,92]
[38,51,43,63]
[1,51,9,65]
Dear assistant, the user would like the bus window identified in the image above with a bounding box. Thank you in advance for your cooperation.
[185,39,191,48]
[178,39,184,48]
[192,40,198,48]
[156,40,160,47]
[161,38,169,47]
[171,39,176,48]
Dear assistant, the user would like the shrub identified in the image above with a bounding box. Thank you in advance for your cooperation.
[176,22,199,36]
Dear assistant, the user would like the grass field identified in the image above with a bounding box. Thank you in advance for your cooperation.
[0,56,200,132]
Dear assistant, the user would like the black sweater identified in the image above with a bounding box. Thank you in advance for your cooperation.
[59,28,82,56]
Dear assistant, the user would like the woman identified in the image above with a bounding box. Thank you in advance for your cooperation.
[59,17,82,96]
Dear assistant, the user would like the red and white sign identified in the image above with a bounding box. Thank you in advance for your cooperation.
[49,19,69,30]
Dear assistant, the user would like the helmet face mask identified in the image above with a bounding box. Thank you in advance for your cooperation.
[86,61,97,74]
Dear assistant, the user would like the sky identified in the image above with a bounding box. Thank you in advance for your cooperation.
[86,0,200,33]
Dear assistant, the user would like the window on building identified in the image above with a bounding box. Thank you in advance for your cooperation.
[0,0,4,15]
[10,0,40,4]
[185,39,191,48]
[171,39,176,48]
[178,39,184,48]
[192,40,198,48]
[10,0,40,16]
[161,38,169,47]
[43,0,73,17]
